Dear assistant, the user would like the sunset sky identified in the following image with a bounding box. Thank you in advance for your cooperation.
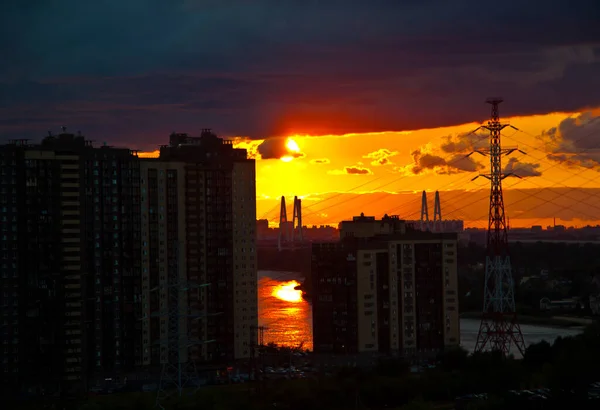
[245,109,600,228]
[2,1,600,228]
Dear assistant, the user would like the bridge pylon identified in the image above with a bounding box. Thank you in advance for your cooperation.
[278,196,303,251]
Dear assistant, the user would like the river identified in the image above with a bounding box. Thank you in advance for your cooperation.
[257,270,583,355]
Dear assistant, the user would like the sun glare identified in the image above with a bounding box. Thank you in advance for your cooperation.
[286,138,300,152]
[280,138,300,162]
[273,280,303,303]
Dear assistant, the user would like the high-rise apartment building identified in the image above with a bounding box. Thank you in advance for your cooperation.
[82,139,142,385]
[139,161,188,369]
[312,214,459,359]
[0,128,257,396]
[0,131,142,395]
[141,130,257,364]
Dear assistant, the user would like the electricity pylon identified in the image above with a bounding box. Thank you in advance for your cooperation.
[142,242,221,409]
[468,98,527,356]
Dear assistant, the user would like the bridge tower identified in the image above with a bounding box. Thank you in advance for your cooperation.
[292,196,303,243]
[433,190,442,232]
[278,196,303,251]
[420,190,429,231]
[278,196,290,251]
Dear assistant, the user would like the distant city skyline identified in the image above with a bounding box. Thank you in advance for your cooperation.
[9,107,600,230]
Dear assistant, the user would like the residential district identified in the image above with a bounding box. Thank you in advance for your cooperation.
[2,130,600,409]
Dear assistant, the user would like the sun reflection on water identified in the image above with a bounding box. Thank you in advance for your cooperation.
[258,273,313,350]
[272,280,303,303]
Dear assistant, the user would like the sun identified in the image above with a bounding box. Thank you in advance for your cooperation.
[273,280,303,303]
[280,138,300,162]
[286,138,300,152]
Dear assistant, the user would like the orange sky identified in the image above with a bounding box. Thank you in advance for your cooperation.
[141,108,600,229]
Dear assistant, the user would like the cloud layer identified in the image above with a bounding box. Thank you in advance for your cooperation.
[310,158,330,165]
[1,1,600,147]
[256,137,304,160]
[540,111,600,168]
[328,166,372,175]
[364,149,398,166]
[405,126,544,177]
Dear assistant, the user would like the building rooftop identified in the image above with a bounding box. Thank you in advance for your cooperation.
[157,129,250,162]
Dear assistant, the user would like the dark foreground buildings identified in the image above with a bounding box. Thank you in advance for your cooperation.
[0,129,257,396]
[311,214,460,360]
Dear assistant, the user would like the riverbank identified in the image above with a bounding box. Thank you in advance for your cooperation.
[460,312,593,328]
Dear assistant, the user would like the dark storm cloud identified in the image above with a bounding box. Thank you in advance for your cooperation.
[541,112,600,168]
[503,157,542,177]
[256,137,304,160]
[409,149,483,174]
[1,0,600,147]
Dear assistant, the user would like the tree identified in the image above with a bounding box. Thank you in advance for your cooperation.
[374,357,409,378]
[522,340,552,370]
[437,346,469,372]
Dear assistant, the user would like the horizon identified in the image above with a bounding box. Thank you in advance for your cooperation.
[3,1,600,231]
[6,107,600,229]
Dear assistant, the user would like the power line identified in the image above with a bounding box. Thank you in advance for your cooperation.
[300,135,489,224]
[385,114,600,229]
[261,127,489,225]
[141,241,221,409]
[442,115,600,226]
[261,174,392,222]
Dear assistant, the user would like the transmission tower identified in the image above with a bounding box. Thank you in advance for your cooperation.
[468,98,527,356]
[249,325,268,388]
[147,241,220,409]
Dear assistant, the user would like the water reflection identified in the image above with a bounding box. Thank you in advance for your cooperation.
[258,271,313,350]
[272,280,303,303]
[257,270,582,354]
[460,318,582,358]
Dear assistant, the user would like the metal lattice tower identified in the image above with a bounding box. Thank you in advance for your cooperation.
[148,241,219,409]
[249,326,268,376]
[469,98,526,356]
